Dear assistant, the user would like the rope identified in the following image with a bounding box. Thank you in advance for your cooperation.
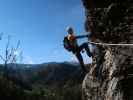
[88,41,133,46]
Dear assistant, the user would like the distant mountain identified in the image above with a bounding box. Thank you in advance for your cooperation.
[0,62,85,89]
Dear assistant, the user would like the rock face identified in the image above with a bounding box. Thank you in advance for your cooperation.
[82,0,133,100]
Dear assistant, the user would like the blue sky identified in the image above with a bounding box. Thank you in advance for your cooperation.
[0,0,92,64]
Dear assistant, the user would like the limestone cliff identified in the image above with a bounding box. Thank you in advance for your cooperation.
[82,0,133,100]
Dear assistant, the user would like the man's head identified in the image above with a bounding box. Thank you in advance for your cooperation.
[66,26,74,34]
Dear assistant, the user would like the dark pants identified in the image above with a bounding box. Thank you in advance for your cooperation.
[74,43,92,72]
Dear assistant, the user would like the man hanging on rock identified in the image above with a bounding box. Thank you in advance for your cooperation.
[63,26,92,72]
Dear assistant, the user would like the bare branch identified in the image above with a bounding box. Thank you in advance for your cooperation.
[15,40,20,51]
[0,32,3,40]
[0,34,22,65]
[7,47,14,62]
[11,55,16,63]
[20,51,23,62]
[5,35,11,63]
[6,35,11,51]
[0,55,5,61]
[18,51,23,63]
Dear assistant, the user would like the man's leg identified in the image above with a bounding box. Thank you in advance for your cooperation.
[79,43,92,57]
[75,52,87,72]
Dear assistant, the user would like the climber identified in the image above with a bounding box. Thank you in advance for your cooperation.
[63,26,92,72]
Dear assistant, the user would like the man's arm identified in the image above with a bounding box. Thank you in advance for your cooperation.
[75,35,89,39]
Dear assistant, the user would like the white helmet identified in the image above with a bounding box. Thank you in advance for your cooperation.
[66,26,73,33]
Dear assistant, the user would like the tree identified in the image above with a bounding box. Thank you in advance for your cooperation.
[0,34,23,77]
